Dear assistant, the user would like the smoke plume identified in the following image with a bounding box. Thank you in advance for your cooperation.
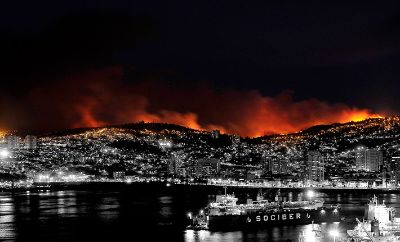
[23,67,380,137]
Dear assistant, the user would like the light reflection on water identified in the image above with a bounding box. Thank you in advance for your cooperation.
[184,222,345,242]
[185,229,245,242]
[56,191,78,216]
[97,194,120,222]
[0,195,15,240]
[159,196,173,216]
[0,186,398,241]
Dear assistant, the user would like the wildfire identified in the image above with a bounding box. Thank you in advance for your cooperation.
[339,110,383,123]
[24,67,383,137]
[0,130,8,139]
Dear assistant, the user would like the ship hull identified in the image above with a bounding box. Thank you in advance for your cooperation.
[207,207,340,230]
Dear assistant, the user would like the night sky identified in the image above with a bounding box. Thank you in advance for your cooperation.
[1,1,399,136]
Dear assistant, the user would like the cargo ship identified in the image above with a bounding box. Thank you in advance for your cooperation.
[346,195,400,241]
[188,189,340,230]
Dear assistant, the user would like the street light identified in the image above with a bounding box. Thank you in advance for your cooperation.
[329,229,339,242]
[0,149,9,159]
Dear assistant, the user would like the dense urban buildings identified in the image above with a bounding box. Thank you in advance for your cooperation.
[264,156,289,175]
[0,117,400,188]
[355,148,383,172]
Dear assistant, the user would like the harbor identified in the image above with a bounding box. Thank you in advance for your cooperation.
[184,186,400,241]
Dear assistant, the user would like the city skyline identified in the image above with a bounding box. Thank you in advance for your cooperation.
[2,2,400,241]
[2,116,400,185]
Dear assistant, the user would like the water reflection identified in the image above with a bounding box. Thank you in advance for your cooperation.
[185,230,243,242]
[159,196,173,225]
[56,191,77,216]
[0,195,15,239]
[336,193,341,202]
[97,194,119,222]
[185,222,345,242]
[0,186,399,241]
[159,196,173,215]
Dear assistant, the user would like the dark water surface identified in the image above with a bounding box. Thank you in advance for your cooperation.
[0,183,399,241]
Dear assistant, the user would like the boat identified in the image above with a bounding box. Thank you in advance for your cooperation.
[31,183,53,192]
[347,195,400,242]
[187,188,341,230]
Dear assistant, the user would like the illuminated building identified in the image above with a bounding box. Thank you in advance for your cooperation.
[306,150,324,182]
[356,148,382,172]
[158,139,173,149]
[176,167,186,177]
[198,158,220,174]
[391,154,400,184]
[6,135,21,149]
[167,156,182,175]
[264,156,289,175]
[113,171,125,179]
[24,135,38,149]
[187,158,221,178]
[246,169,263,180]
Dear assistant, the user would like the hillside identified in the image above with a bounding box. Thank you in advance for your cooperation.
[13,116,400,154]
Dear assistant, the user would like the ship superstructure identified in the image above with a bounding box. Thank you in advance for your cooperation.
[347,195,400,242]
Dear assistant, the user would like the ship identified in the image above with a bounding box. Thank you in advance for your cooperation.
[187,188,341,230]
[346,195,400,241]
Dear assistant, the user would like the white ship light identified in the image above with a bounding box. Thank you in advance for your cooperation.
[306,190,314,199]
[187,212,192,219]
[320,209,325,214]
[200,210,204,215]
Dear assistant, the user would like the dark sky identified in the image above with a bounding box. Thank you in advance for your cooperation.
[1,1,399,136]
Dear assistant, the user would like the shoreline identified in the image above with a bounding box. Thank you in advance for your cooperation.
[2,181,400,194]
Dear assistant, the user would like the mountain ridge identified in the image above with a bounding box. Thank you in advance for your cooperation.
[11,116,398,140]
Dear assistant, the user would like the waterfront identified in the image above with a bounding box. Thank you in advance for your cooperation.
[0,183,400,241]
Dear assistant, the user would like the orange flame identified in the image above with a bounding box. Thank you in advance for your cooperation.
[26,67,383,137]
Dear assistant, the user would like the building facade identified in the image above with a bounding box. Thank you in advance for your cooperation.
[391,154,400,183]
[356,148,382,172]
[167,156,183,175]
[25,135,38,149]
[264,156,289,175]
[306,150,324,182]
